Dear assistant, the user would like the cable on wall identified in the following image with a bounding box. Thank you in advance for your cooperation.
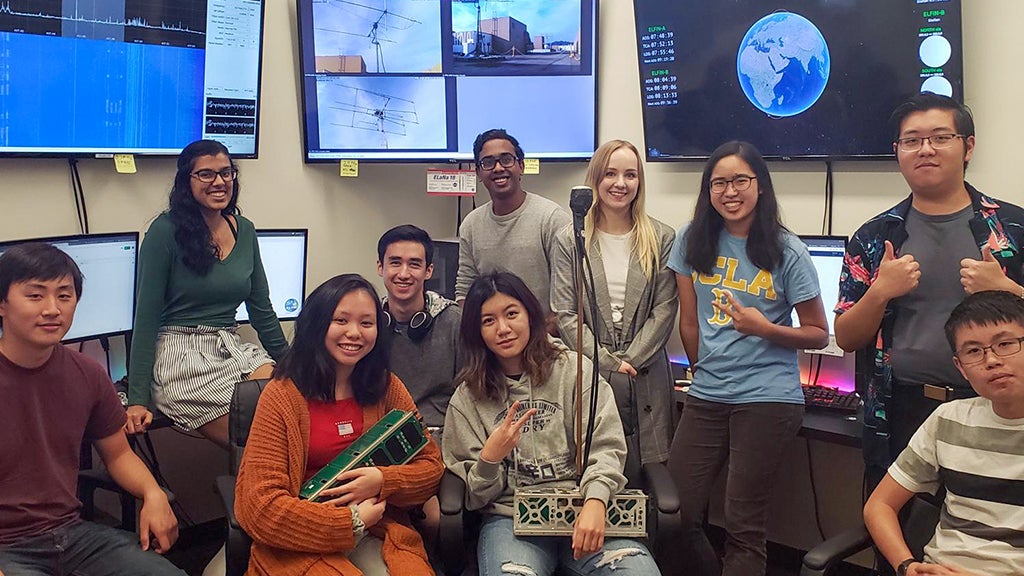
[68,158,90,234]
[822,160,835,235]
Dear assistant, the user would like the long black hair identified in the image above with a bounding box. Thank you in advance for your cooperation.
[273,274,391,404]
[684,140,786,275]
[168,139,240,276]
[458,271,560,402]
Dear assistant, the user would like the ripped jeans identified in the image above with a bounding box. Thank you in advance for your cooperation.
[478,514,661,576]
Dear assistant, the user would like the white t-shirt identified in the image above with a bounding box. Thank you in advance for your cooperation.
[597,230,631,328]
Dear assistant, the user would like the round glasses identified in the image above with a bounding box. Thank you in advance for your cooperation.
[710,175,756,194]
[191,168,238,183]
[477,153,519,171]
[957,336,1024,365]
[894,133,965,152]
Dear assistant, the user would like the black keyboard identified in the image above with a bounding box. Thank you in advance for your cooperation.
[802,385,861,413]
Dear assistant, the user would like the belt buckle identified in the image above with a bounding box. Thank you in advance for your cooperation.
[923,384,953,402]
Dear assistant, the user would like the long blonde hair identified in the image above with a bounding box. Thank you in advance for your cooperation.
[583,140,661,280]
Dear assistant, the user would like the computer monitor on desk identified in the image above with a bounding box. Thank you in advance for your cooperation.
[0,233,139,342]
[792,235,847,357]
[236,229,308,323]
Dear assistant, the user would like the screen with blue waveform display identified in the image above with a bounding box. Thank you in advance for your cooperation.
[0,0,265,157]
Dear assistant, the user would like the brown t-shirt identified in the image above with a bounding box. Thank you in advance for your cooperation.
[0,345,126,545]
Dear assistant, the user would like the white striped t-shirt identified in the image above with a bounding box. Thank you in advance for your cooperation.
[890,397,1024,576]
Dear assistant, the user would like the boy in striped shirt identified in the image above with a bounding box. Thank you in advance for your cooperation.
[864,290,1024,576]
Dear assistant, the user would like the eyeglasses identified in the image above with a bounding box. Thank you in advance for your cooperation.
[956,336,1024,365]
[894,133,965,152]
[477,153,519,171]
[191,168,238,183]
[710,175,756,194]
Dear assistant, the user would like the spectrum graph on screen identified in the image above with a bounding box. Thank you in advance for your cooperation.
[0,0,265,157]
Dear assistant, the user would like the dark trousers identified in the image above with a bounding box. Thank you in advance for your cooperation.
[864,384,944,494]
[668,395,804,576]
[0,520,185,576]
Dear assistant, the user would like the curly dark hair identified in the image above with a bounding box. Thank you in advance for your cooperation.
[168,139,240,276]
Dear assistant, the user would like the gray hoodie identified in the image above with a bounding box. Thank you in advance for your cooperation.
[442,342,627,516]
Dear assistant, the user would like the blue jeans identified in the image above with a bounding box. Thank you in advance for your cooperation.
[478,514,661,576]
[0,520,186,576]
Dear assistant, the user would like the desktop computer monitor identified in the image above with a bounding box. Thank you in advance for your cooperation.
[792,235,847,356]
[236,229,308,323]
[0,233,139,342]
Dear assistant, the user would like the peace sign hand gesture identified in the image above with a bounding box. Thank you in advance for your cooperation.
[480,401,538,464]
[711,290,772,337]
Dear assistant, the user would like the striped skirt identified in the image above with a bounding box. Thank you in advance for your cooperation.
[152,325,274,431]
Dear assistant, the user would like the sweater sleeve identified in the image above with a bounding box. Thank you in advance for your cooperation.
[377,375,444,507]
[455,222,477,301]
[235,381,357,553]
[442,388,509,511]
[578,361,628,506]
[127,216,175,407]
[241,219,288,360]
[550,226,622,374]
[621,224,678,369]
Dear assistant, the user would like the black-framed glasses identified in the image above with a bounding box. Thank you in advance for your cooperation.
[894,133,965,152]
[710,175,756,194]
[191,168,238,183]
[477,153,519,171]
[957,336,1024,365]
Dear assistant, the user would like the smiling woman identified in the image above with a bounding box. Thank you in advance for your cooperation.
[126,139,288,448]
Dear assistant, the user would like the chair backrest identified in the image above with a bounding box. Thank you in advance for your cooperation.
[229,378,271,474]
[903,494,942,560]
[604,372,642,487]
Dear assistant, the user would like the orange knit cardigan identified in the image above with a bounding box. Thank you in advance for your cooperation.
[234,374,444,575]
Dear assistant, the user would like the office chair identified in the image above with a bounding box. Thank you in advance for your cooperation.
[214,378,270,576]
[437,370,682,576]
[800,495,940,576]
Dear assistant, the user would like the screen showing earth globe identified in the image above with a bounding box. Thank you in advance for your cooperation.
[634,1,962,159]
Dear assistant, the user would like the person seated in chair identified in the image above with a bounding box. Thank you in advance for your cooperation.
[0,243,183,575]
[442,271,661,576]
[234,274,444,576]
[864,290,1024,576]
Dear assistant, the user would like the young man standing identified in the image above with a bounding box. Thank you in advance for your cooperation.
[835,93,1024,490]
[864,290,1024,576]
[0,243,183,575]
[377,224,461,438]
[455,129,571,323]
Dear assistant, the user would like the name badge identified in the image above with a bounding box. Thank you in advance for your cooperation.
[336,421,354,436]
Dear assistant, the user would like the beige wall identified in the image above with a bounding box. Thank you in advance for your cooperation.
[4,0,1022,537]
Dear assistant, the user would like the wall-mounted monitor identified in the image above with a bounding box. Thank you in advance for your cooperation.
[236,229,308,323]
[0,233,139,342]
[0,0,267,158]
[633,1,963,160]
[792,235,846,356]
[296,0,597,162]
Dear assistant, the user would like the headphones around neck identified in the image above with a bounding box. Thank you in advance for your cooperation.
[382,296,435,342]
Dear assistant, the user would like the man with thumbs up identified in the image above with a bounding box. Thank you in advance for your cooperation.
[835,93,1024,493]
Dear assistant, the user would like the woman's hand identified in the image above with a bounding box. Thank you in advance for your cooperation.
[479,401,537,464]
[572,499,606,559]
[126,405,154,435]
[616,361,638,377]
[356,497,387,529]
[317,467,384,506]
[712,290,772,337]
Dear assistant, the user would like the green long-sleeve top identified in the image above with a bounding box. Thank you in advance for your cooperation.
[127,213,288,407]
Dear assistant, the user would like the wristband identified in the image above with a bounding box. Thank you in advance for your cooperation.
[897,558,916,576]
[349,505,365,542]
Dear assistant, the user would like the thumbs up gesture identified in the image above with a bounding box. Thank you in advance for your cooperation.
[871,240,920,301]
[960,245,1014,294]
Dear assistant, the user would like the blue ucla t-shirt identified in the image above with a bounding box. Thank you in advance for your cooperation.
[668,226,820,404]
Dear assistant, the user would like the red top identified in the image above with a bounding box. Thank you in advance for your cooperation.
[305,397,364,482]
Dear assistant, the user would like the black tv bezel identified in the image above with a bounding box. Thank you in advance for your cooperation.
[633,1,964,163]
[0,231,140,343]
[0,0,268,160]
[295,0,599,164]
[237,228,310,324]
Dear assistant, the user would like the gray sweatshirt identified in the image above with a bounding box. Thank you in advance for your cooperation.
[442,342,627,516]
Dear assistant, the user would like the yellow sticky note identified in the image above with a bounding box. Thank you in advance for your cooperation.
[340,159,359,177]
[523,158,540,175]
[113,154,137,174]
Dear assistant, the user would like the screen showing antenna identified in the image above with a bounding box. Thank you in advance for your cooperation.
[0,0,266,158]
[236,229,308,323]
[296,0,598,162]
[0,233,138,342]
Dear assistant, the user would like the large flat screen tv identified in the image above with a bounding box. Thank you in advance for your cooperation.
[633,1,963,160]
[0,233,139,342]
[0,0,266,158]
[297,0,597,162]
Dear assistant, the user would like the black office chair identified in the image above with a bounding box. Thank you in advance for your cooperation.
[214,378,270,576]
[438,371,682,576]
[800,495,941,576]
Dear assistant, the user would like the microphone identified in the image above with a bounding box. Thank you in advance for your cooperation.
[569,185,593,238]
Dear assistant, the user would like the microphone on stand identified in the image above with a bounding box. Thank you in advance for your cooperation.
[569,186,593,242]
